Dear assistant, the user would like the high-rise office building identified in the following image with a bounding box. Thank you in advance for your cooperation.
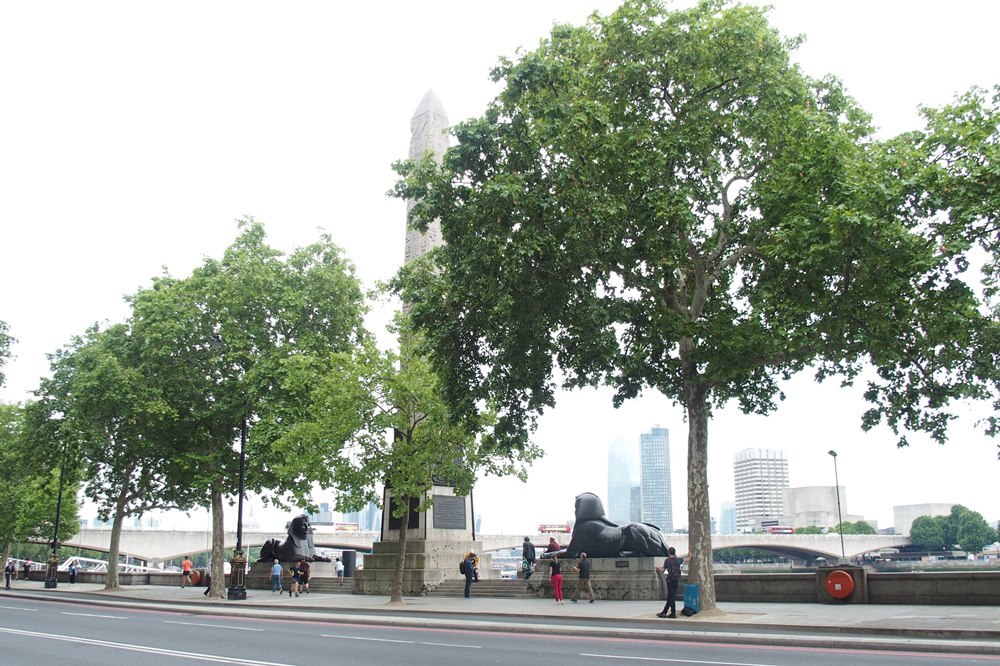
[640,426,673,532]
[607,436,640,523]
[720,501,737,534]
[733,448,788,532]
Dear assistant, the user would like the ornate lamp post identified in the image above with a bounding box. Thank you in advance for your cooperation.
[44,460,67,588]
[828,450,846,563]
[227,408,248,600]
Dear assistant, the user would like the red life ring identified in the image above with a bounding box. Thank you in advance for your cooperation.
[825,569,855,599]
[190,570,202,586]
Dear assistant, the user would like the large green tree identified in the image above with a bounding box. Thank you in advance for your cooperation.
[0,402,80,569]
[36,323,201,589]
[909,515,946,552]
[956,509,995,554]
[128,220,368,597]
[392,0,996,610]
[278,315,540,603]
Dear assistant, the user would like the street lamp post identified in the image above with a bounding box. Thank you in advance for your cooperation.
[828,450,846,563]
[228,409,248,600]
[44,460,67,588]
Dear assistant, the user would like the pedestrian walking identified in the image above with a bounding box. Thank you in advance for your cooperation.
[289,560,301,597]
[656,546,681,619]
[522,536,537,580]
[549,554,564,604]
[68,563,77,585]
[571,552,595,603]
[463,551,477,598]
[180,556,193,588]
[202,570,212,596]
[335,557,345,586]
[270,559,283,593]
[4,560,14,590]
[22,559,31,581]
[298,559,311,594]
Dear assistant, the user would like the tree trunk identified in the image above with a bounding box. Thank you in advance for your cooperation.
[390,494,409,604]
[209,487,226,598]
[105,496,128,590]
[685,381,716,611]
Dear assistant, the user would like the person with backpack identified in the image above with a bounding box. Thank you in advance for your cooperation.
[656,546,681,618]
[462,551,477,598]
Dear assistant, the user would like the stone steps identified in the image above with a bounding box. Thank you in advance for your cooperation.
[426,578,537,598]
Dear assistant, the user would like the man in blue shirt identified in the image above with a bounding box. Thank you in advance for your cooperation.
[270,559,283,593]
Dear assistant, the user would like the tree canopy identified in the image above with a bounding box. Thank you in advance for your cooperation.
[0,402,80,564]
[392,0,997,610]
[125,219,368,596]
[278,314,540,601]
[34,322,200,588]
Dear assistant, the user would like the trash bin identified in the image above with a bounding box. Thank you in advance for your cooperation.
[342,550,356,577]
[683,582,700,613]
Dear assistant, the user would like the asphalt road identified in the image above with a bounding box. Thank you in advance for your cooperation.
[3,596,999,666]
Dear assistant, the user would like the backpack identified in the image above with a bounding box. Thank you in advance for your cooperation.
[459,559,467,575]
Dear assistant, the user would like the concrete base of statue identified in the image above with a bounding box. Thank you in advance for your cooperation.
[526,556,667,600]
[354,539,491,596]
[354,485,486,596]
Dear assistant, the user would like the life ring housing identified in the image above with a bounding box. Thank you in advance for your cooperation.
[825,569,855,599]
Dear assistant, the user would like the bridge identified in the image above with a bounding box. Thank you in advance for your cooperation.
[65,529,910,565]
[64,528,381,564]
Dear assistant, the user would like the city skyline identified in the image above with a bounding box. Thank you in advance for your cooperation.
[2,1,998,537]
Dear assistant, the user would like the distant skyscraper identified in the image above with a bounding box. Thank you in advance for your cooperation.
[720,501,737,534]
[607,436,640,523]
[733,448,789,532]
[640,426,673,532]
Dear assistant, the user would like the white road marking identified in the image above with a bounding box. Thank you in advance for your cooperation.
[582,654,779,666]
[0,605,37,611]
[61,612,127,619]
[422,642,482,648]
[0,626,298,665]
[166,620,262,631]
[321,634,413,644]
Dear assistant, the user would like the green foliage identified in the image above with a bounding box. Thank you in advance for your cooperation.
[831,520,877,535]
[391,0,996,611]
[956,509,995,553]
[281,315,540,515]
[908,505,990,551]
[910,515,946,551]
[122,219,368,595]
[0,402,80,562]
[278,312,541,600]
[127,219,368,509]
[0,320,12,388]
[795,525,823,534]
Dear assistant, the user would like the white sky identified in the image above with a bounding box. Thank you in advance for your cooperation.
[2,1,998,536]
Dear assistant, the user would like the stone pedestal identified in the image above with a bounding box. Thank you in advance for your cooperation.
[526,556,665,600]
[354,485,484,596]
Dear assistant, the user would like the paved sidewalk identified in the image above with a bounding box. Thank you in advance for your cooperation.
[5,580,1000,653]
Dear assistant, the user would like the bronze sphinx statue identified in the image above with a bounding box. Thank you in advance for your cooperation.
[554,492,670,559]
[257,514,330,562]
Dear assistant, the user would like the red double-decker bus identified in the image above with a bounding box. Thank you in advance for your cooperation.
[538,523,571,534]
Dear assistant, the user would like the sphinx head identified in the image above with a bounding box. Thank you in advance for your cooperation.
[574,492,607,521]
[289,514,311,538]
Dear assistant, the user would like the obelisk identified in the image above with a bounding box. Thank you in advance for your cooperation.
[404,89,449,264]
[356,91,484,596]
